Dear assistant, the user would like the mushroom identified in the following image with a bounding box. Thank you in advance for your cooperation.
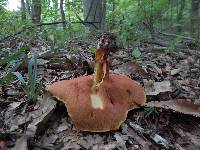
[47,33,146,132]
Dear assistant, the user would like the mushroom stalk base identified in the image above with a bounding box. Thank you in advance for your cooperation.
[94,61,104,84]
[93,48,108,85]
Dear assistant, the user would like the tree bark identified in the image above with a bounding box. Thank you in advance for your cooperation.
[25,0,31,17]
[21,0,26,21]
[111,0,115,29]
[190,0,200,37]
[177,0,185,32]
[67,0,71,21]
[83,0,106,31]
[60,0,66,30]
[32,0,41,25]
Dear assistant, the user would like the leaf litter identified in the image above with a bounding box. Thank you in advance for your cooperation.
[0,36,200,149]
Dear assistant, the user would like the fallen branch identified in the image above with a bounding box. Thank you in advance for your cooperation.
[143,36,200,56]
[0,21,100,41]
[144,38,188,49]
[141,46,200,56]
[159,32,195,41]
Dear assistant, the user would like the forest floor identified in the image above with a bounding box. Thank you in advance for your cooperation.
[0,36,200,150]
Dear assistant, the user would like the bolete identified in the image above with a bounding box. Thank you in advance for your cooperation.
[47,33,146,132]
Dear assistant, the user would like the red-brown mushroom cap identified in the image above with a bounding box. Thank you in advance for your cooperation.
[47,74,146,132]
[48,32,146,132]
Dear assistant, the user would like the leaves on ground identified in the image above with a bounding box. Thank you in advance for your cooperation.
[0,37,200,149]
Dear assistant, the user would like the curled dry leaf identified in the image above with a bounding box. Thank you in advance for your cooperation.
[13,93,57,150]
[4,93,57,132]
[146,99,200,117]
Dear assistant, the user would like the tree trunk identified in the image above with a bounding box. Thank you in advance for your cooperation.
[177,0,185,32]
[190,0,200,37]
[60,0,66,30]
[67,0,71,21]
[32,0,41,25]
[21,0,26,21]
[142,0,155,39]
[111,0,115,29]
[53,0,58,20]
[83,0,106,31]
[26,0,31,17]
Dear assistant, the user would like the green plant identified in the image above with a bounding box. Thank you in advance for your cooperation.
[13,54,40,103]
[144,107,159,119]
[88,47,96,53]
[0,47,26,66]
[0,47,27,85]
[131,47,141,59]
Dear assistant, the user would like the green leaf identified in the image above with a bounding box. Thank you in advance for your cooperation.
[12,72,27,85]
[0,61,22,85]
[0,47,26,66]
[89,47,96,53]
[131,47,141,59]
[0,72,14,85]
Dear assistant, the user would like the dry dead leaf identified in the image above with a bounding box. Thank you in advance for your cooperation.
[12,135,29,150]
[56,118,71,133]
[37,59,49,66]
[144,80,172,95]
[6,89,23,97]
[146,100,200,117]
[79,135,104,149]
[151,63,162,74]
[170,68,181,75]
[121,123,151,150]
[129,122,175,149]
[114,133,127,150]
[184,132,200,147]
[113,61,147,77]
[12,93,56,148]
[41,134,58,147]
[173,125,200,149]
[92,142,118,150]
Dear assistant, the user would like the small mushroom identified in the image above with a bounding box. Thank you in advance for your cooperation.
[47,33,146,132]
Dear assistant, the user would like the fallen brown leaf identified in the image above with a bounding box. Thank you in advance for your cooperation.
[144,80,173,95]
[146,100,200,117]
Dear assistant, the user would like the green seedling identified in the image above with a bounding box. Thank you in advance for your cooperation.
[131,47,141,59]
[0,47,26,67]
[144,107,159,119]
[0,47,27,85]
[89,47,96,53]
[13,53,40,103]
